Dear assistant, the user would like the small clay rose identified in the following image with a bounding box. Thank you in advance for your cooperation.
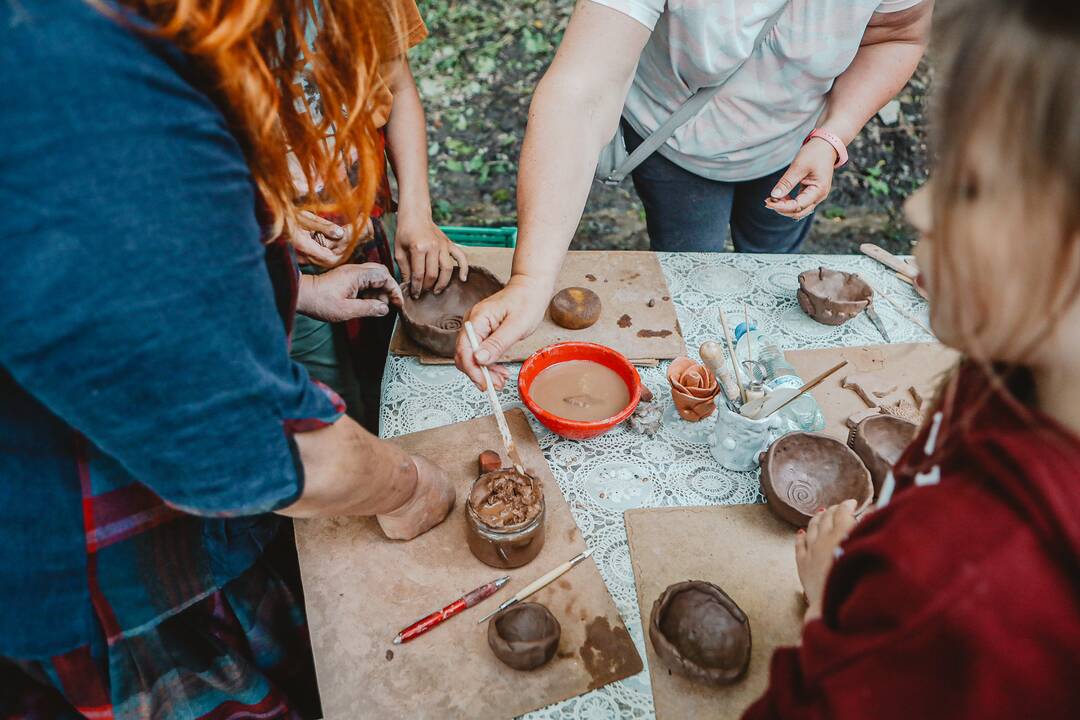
[667,357,720,421]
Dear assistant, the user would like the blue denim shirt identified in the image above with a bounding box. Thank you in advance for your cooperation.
[0,1,342,658]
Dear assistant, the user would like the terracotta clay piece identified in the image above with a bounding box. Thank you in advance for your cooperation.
[850,415,919,495]
[667,357,720,422]
[478,450,502,477]
[548,287,602,330]
[487,603,561,671]
[648,580,751,686]
[465,469,546,569]
[759,432,873,527]
[842,372,899,408]
[399,265,504,357]
[797,267,873,326]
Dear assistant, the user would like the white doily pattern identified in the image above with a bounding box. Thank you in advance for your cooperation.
[380,253,931,719]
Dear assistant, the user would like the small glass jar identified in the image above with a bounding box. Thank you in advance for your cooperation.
[465,474,546,569]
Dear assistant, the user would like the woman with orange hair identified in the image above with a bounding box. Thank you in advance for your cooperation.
[0,1,453,716]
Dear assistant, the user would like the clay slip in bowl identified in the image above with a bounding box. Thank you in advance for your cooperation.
[519,342,642,441]
[759,432,873,527]
[399,265,504,357]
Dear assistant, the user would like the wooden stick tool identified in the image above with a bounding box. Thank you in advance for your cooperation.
[464,321,526,475]
[763,360,849,419]
[477,549,593,624]
[718,309,749,405]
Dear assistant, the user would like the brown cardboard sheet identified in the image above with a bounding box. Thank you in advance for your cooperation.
[786,342,960,441]
[625,504,804,720]
[389,247,686,364]
[294,409,642,719]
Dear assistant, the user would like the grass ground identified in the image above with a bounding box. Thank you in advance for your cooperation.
[411,0,932,254]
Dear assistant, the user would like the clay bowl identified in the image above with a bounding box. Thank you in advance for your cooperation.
[759,432,873,527]
[850,415,919,496]
[487,602,561,671]
[519,342,641,441]
[648,580,751,686]
[399,265,504,357]
[796,267,873,326]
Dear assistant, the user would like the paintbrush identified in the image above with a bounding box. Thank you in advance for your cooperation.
[477,549,593,624]
[760,360,849,419]
[718,310,749,405]
[393,576,509,644]
[464,321,526,475]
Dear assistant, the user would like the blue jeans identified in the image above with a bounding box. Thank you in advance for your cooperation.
[624,122,814,253]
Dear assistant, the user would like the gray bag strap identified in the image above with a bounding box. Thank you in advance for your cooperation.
[602,0,789,185]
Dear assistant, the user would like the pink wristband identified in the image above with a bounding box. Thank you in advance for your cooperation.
[804,129,848,168]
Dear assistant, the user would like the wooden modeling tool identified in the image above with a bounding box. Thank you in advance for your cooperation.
[464,321,526,475]
[743,303,753,365]
[718,310,749,405]
[477,549,593,624]
[859,243,927,299]
[758,360,849,419]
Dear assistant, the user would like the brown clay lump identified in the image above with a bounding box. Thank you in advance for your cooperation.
[468,469,543,529]
[549,287,602,330]
[797,267,873,326]
[649,581,751,686]
[478,450,502,477]
[399,265,504,357]
[488,603,561,671]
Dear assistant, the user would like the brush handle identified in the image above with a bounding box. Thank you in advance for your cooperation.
[464,322,526,474]
[860,243,918,279]
[718,310,748,404]
[764,360,848,418]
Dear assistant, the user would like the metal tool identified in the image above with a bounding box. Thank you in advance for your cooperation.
[477,550,593,624]
[865,304,892,343]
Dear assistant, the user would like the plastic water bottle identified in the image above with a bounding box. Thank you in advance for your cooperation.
[733,322,825,432]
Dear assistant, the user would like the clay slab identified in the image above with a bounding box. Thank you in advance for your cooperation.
[389,247,686,364]
[626,505,804,720]
[294,410,641,719]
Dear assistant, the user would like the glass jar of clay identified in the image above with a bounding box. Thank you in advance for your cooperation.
[466,469,546,569]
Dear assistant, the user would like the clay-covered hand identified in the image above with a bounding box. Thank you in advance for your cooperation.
[795,498,859,622]
[454,277,549,391]
[376,454,456,540]
[394,215,469,298]
[765,137,838,221]
[296,263,403,322]
[289,211,372,267]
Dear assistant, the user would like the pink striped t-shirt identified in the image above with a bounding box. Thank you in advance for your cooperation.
[594,0,925,181]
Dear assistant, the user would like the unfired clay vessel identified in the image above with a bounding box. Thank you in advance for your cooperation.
[487,602,561,671]
[399,266,504,357]
[797,267,873,326]
[649,580,751,686]
[759,432,873,527]
[850,415,918,495]
[667,357,720,422]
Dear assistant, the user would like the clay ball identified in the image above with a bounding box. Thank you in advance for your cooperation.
[548,287,602,330]
[649,580,751,686]
[487,603,561,671]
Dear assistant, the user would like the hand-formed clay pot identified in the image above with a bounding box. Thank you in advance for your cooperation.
[850,415,919,495]
[487,602,561,671]
[399,265,504,357]
[759,432,873,527]
[797,267,873,326]
[648,580,751,686]
[667,357,720,422]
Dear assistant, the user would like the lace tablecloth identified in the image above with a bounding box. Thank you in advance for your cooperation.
[380,252,932,719]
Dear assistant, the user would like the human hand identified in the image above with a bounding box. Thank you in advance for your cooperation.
[289,211,374,267]
[376,455,456,540]
[765,137,839,221]
[454,277,551,391]
[796,498,859,622]
[394,215,469,298]
[297,262,403,322]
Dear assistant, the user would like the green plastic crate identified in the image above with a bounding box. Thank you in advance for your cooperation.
[439,225,517,248]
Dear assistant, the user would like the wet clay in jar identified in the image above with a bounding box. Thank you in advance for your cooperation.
[529,360,630,422]
[466,469,546,569]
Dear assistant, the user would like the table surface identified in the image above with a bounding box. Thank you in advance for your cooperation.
[378,252,932,720]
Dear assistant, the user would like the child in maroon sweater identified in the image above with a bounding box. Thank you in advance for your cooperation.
[746,2,1080,718]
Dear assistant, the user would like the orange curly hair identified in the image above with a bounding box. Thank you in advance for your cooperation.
[98,0,401,255]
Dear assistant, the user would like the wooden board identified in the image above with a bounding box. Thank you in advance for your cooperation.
[786,342,960,441]
[625,505,804,720]
[389,247,686,364]
[295,409,642,720]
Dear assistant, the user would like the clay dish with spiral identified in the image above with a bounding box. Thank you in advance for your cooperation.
[759,432,873,527]
[399,265,504,357]
[796,267,873,326]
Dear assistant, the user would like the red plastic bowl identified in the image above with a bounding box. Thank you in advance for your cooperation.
[519,342,642,440]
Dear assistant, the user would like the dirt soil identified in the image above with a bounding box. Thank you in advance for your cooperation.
[412,0,932,254]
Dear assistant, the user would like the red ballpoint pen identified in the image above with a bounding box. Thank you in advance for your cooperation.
[393,576,510,645]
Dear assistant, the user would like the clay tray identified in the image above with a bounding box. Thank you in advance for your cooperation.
[294,409,642,719]
[389,247,686,365]
[625,505,804,720]
[785,342,959,442]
